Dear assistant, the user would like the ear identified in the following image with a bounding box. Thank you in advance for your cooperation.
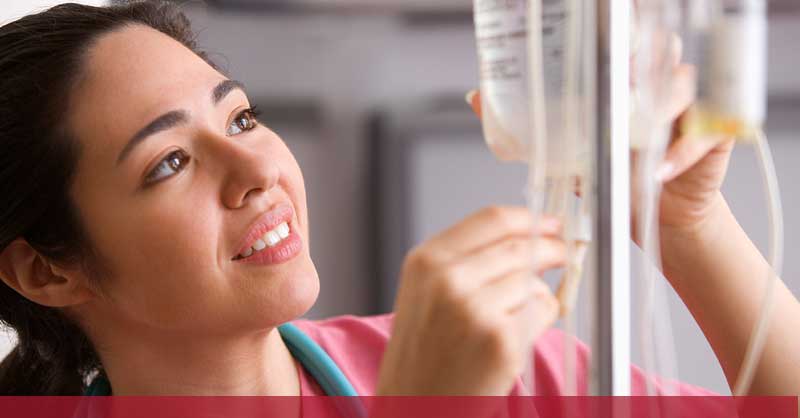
[0,239,95,308]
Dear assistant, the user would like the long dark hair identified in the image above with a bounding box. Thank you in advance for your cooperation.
[0,0,216,395]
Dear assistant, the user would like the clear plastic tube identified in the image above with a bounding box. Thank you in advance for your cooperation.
[524,0,591,396]
[557,0,589,317]
[630,0,683,398]
[733,129,784,395]
[472,0,566,394]
[676,0,782,395]
[522,0,549,395]
[632,120,682,402]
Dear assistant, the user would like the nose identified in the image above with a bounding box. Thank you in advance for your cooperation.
[215,139,280,210]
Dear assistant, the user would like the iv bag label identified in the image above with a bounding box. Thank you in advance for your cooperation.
[474,0,568,96]
[474,0,528,95]
[540,0,568,97]
[706,13,766,125]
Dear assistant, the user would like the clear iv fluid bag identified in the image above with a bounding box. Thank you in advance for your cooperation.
[682,0,767,140]
[473,0,578,174]
[473,0,530,162]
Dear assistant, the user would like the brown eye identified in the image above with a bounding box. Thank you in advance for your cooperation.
[144,149,190,185]
[227,107,260,136]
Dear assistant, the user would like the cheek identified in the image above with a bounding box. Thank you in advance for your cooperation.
[85,182,317,332]
[91,198,229,329]
[271,140,309,236]
[73,134,318,332]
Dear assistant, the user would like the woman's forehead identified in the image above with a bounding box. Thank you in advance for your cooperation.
[69,25,220,157]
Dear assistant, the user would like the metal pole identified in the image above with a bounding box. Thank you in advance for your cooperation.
[592,0,631,397]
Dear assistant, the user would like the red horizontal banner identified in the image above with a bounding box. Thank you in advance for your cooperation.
[0,396,795,418]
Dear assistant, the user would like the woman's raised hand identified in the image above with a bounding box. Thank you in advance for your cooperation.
[466,86,734,249]
[636,36,736,239]
[377,207,564,395]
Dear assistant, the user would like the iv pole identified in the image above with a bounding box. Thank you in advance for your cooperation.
[592,0,631,396]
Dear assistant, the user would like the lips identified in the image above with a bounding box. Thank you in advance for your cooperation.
[233,203,295,260]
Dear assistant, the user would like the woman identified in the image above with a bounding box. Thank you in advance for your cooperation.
[0,1,796,396]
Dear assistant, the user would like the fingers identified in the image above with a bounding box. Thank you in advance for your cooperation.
[437,239,534,296]
[529,237,567,272]
[449,236,566,294]
[469,274,558,355]
[661,34,695,121]
[666,64,697,121]
[657,134,734,183]
[472,271,545,315]
[466,89,481,118]
[669,33,683,68]
[424,207,561,263]
[510,282,559,346]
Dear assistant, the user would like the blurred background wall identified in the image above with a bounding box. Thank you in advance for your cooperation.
[2,0,800,395]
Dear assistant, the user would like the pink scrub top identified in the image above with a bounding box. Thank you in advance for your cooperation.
[291,314,715,396]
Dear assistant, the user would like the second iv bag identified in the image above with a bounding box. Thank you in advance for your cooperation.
[680,0,767,141]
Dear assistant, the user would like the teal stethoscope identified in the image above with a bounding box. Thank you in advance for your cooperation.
[85,323,359,397]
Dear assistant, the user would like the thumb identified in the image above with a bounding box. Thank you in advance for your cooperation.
[466,89,482,118]
[657,134,732,183]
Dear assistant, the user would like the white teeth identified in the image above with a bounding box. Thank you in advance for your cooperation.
[276,222,290,239]
[265,231,281,247]
[237,222,292,259]
[252,239,267,251]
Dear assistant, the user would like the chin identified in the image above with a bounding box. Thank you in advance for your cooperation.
[273,257,320,323]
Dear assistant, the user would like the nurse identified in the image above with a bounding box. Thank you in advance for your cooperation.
[0,1,796,397]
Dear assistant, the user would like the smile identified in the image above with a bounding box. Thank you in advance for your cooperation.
[235,221,291,259]
[233,203,303,264]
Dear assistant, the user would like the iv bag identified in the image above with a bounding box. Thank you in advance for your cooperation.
[473,0,590,178]
[474,0,598,396]
[680,0,767,140]
[473,0,530,162]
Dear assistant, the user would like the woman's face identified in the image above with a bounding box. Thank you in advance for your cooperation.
[67,25,319,337]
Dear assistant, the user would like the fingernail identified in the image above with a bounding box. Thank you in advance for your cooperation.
[525,273,544,290]
[655,162,675,182]
[465,89,477,106]
[671,33,683,66]
[539,216,561,232]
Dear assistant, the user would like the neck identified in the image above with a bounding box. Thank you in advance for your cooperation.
[91,324,300,396]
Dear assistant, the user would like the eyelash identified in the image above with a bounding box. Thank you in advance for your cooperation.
[142,107,261,186]
[227,106,261,136]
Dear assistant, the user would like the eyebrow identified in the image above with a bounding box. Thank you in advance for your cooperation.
[212,79,246,105]
[115,79,247,166]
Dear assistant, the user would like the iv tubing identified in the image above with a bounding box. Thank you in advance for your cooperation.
[637,124,681,397]
[637,130,667,398]
[733,129,784,395]
[560,0,591,397]
[523,0,549,396]
[630,11,684,396]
